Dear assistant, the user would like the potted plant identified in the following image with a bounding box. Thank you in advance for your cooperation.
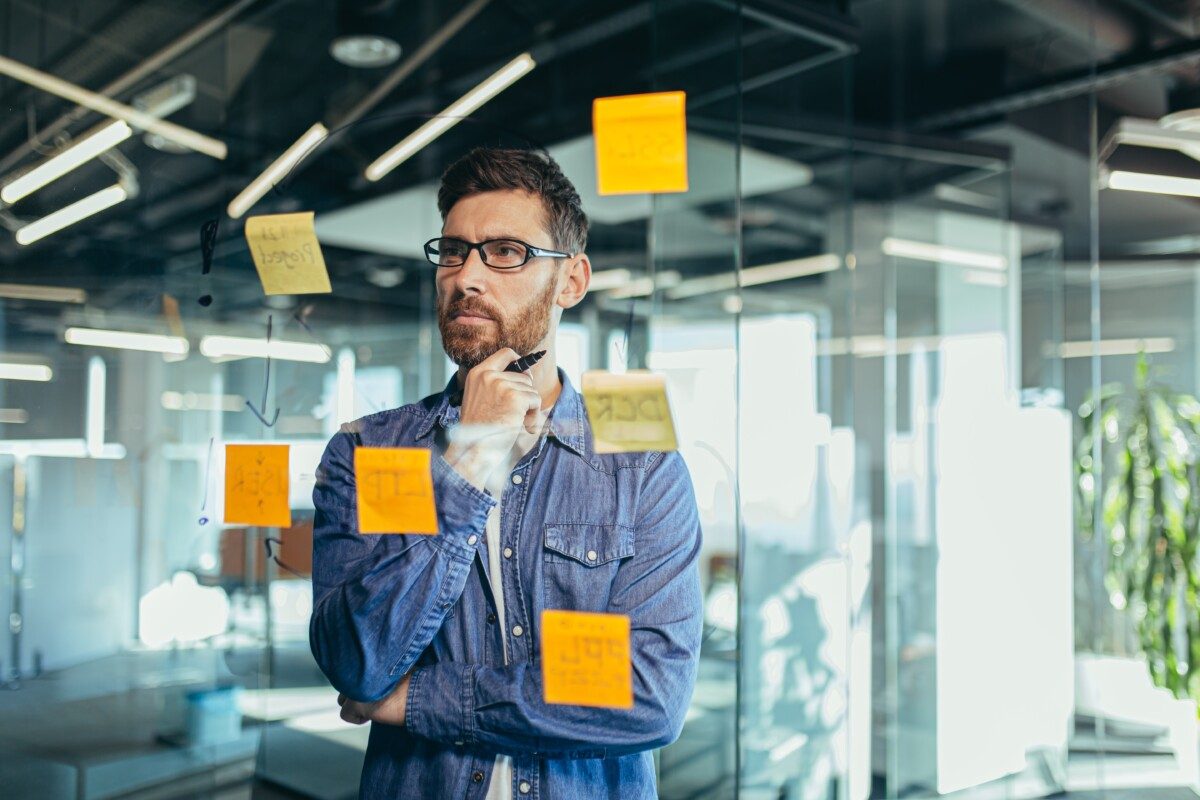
[1076,353,1200,704]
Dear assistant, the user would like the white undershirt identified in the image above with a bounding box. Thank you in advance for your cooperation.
[482,425,542,800]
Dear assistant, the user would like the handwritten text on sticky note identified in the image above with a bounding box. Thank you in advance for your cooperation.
[244,212,332,296]
[542,610,633,708]
[224,444,291,527]
[582,370,678,453]
[593,91,688,196]
[354,447,438,534]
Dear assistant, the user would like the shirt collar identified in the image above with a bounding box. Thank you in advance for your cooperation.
[415,367,589,458]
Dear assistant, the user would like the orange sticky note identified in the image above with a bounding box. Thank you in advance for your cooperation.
[542,609,633,709]
[593,91,688,195]
[354,447,438,534]
[224,444,291,527]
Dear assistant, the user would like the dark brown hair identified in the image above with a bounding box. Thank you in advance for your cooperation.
[437,147,588,254]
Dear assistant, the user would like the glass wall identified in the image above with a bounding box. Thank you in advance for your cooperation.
[4,2,1200,799]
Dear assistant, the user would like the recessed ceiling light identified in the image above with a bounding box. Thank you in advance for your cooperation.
[331,35,401,68]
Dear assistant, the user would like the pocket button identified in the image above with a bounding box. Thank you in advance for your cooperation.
[586,550,598,562]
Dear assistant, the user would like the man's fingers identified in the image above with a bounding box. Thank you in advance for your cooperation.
[340,701,368,725]
[477,347,521,372]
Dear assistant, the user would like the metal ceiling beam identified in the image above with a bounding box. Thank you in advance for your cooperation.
[0,0,264,174]
[915,38,1200,130]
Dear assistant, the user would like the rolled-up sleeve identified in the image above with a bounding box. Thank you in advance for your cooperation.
[309,425,496,702]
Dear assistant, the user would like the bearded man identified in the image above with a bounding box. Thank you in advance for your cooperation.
[310,147,703,799]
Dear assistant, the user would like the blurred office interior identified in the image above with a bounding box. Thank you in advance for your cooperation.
[3,0,1200,798]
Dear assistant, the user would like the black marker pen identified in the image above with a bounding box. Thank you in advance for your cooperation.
[505,349,547,373]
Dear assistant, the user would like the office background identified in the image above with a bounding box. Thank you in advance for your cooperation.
[0,0,1198,798]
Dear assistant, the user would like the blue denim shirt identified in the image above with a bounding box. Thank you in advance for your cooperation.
[310,370,703,799]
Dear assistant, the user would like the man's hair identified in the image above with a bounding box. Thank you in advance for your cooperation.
[437,147,588,254]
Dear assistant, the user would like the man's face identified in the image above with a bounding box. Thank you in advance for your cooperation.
[436,189,564,370]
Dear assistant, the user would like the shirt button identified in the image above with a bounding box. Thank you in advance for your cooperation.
[487,612,496,624]
[467,535,478,546]
[503,547,513,559]
[587,550,598,562]
[512,625,524,637]
[512,474,523,485]
[519,781,531,794]
[472,771,485,783]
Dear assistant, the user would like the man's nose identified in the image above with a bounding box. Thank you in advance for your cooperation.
[451,247,490,293]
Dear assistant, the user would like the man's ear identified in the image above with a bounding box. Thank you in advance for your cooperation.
[556,254,591,310]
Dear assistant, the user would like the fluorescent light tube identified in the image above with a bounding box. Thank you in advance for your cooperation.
[882,237,1007,270]
[0,283,86,303]
[16,184,127,245]
[666,254,841,299]
[65,327,189,355]
[365,52,536,181]
[1056,337,1175,358]
[161,391,245,411]
[1104,169,1200,198]
[227,122,329,218]
[587,269,634,292]
[0,363,52,381]
[0,54,225,159]
[199,335,331,363]
[1,121,132,205]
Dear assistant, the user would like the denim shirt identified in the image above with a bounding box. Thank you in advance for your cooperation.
[310,370,703,799]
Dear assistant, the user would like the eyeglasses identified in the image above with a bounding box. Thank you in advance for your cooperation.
[423,236,572,269]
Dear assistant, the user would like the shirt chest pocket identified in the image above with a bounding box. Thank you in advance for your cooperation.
[541,524,635,613]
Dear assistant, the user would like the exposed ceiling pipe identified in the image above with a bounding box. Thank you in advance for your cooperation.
[0,0,262,174]
[1110,0,1197,39]
[995,0,1137,54]
[916,37,1200,130]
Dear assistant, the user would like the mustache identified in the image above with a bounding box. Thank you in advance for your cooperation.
[444,297,499,319]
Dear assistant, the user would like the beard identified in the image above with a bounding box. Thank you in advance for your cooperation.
[438,275,557,371]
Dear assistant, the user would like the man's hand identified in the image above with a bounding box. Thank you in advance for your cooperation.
[444,348,542,489]
[338,674,411,726]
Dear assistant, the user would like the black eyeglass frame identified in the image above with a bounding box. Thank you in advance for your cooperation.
[422,236,573,270]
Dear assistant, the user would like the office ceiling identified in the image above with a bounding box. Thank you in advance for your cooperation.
[0,0,1198,343]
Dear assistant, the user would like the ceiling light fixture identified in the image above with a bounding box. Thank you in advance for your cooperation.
[881,237,1007,270]
[0,283,86,303]
[588,269,634,292]
[1056,337,1175,359]
[199,335,331,363]
[15,184,128,245]
[365,52,536,182]
[0,363,52,381]
[227,122,329,218]
[65,327,189,355]
[1,120,131,205]
[1103,169,1200,198]
[0,54,226,160]
[666,254,841,300]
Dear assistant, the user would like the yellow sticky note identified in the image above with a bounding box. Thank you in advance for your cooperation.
[581,370,678,453]
[224,444,291,527]
[354,447,438,534]
[542,610,633,708]
[593,91,688,195]
[244,212,332,296]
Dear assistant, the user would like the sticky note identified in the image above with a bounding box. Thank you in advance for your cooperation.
[581,370,678,453]
[244,212,332,296]
[542,609,633,709]
[593,91,688,195]
[354,447,438,534]
[224,444,291,527]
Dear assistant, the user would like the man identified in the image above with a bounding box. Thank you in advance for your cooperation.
[310,147,702,799]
